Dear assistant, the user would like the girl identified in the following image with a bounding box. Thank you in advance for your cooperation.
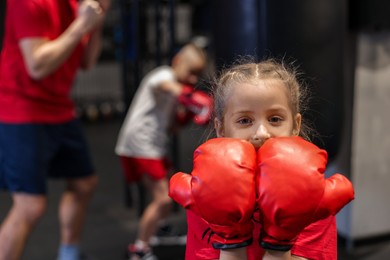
[170,58,353,260]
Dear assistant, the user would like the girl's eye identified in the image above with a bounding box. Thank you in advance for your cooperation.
[237,118,252,125]
[269,116,283,124]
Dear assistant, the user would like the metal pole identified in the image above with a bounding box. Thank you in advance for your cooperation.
[154,0,162,66]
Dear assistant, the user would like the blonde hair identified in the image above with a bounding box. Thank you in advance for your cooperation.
[211,58,313,140]
[176,43,207,64]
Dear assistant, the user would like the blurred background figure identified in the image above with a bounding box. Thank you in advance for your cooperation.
[0,0,110,259]
[2,0,390,259]
[115,42,208,260]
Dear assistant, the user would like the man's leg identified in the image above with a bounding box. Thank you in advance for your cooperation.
[58,175,98,247]
[0,193,47,260]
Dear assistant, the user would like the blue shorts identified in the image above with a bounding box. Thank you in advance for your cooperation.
[0,119,95,194]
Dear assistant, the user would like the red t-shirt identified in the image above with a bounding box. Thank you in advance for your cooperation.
[0,0,85,123]
[186,210,337,260]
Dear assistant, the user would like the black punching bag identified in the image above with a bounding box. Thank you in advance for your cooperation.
[262,0,349,160]
[212,0,349,160]
[211,0,259,69]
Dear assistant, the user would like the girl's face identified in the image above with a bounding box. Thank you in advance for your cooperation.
[215,79,301,150]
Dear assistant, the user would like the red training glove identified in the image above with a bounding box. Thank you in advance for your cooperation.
[169,138,257,249]
[176,85,195,125]
[257,136,355,251]
[177,85,213,125]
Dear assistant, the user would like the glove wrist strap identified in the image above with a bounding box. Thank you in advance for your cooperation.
[212,238,253,249]
[260,241,292,251]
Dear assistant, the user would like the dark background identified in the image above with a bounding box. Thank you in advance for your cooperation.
[2,0,390,259]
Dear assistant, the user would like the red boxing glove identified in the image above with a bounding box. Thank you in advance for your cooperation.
[169,138,257,249]
[178,85,213,125]
[257,136,354,251]
[176,85,195,125]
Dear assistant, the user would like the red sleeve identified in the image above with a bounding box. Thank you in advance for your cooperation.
[291,215,337,260]
[185,210,220,260]
[186,210,267,260]
[13,0,51,40]
[246,220,265,260]
[185,211,337,260]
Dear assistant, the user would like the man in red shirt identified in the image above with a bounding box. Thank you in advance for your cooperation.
[0,0,110,259]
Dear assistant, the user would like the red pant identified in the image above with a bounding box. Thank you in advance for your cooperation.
[119,156,170,183]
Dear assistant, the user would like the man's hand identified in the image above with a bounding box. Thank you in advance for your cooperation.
[77,0,105,34]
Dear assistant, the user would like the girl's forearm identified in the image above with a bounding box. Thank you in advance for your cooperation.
[219,247,247,260]
[263,249,291,260]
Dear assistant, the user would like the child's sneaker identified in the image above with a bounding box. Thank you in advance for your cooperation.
[127,244,158,260]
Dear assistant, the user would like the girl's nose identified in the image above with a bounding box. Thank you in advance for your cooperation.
[255,124,271,140]
[253,124,271,142]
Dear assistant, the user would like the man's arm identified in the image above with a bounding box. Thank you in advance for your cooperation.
[19,0,103,80]
[81,0,111,69]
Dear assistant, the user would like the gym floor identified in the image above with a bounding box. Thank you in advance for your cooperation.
[1,119,390,260]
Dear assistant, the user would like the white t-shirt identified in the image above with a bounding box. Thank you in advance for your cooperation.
[115,66,178,159]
